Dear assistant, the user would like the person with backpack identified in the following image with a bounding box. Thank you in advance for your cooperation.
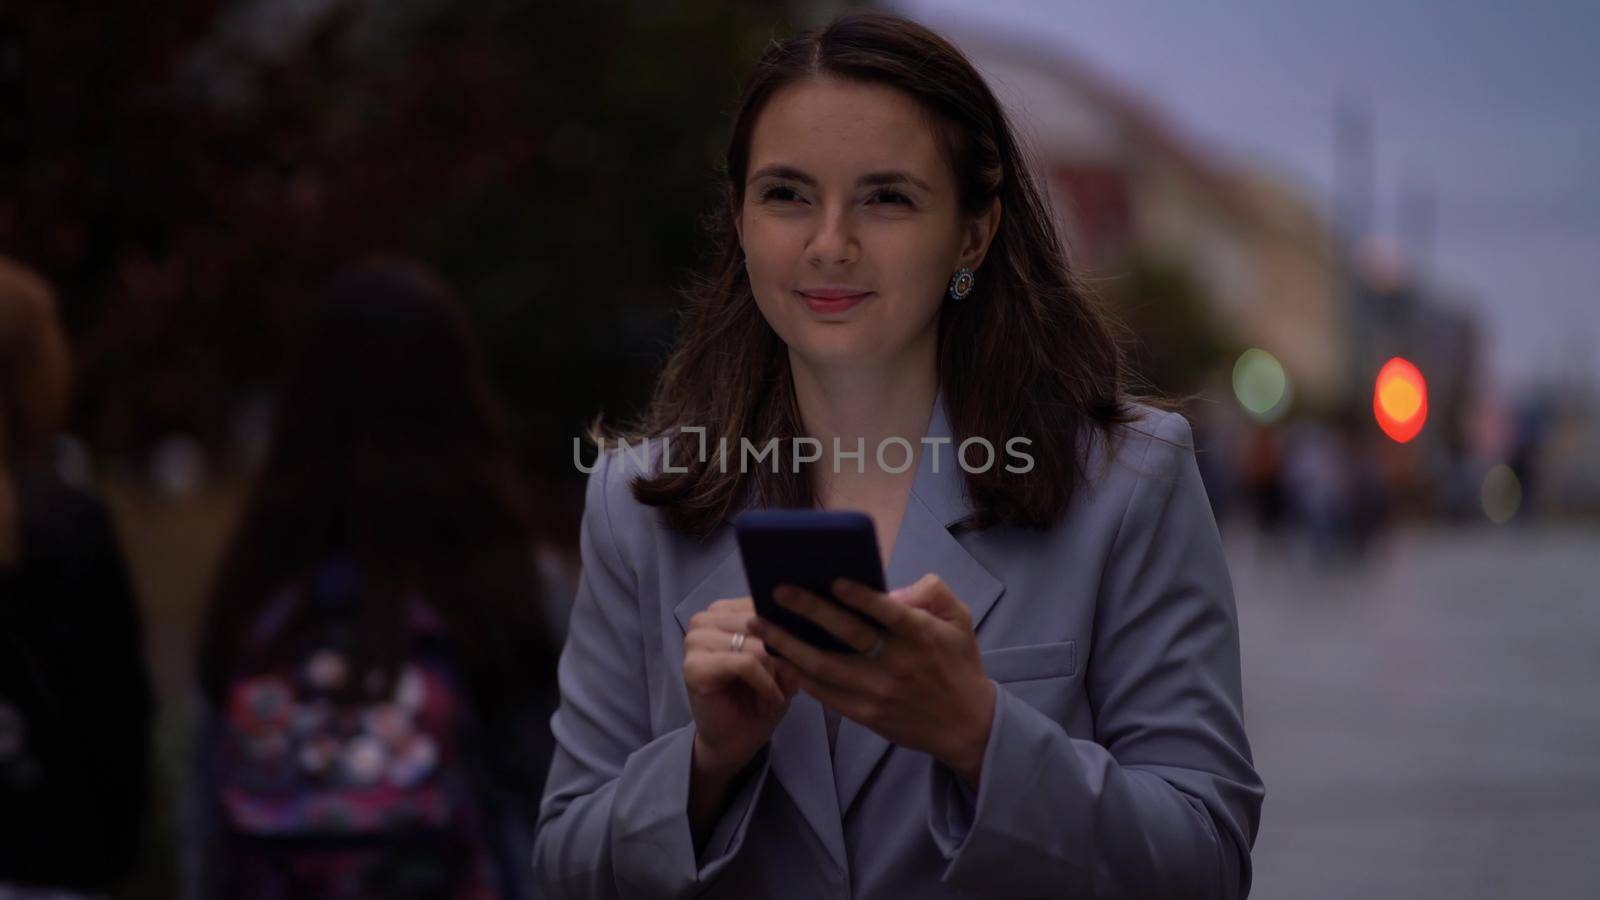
[0,256,155,898]
[187,260,559,899]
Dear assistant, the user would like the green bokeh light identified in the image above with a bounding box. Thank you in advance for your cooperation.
[1232,349,1290,422]
[1481,464,1523,524]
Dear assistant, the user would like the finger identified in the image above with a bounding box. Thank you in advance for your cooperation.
[771,657,876,724]
[830,577,920,634]
[684,629,784,684]
[705,600,758,633]
[747,614,870,690]
[684,627,773,661]
[734,652,789,710]
[772,659,802,699]
[773,584,883,653]
[688,600,769,649]
[707,596,755,618]
[688,648,787,710]
[893,574,967,625]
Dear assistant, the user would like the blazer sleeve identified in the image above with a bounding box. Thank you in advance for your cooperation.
[534,449,773,899]
[927,411,1266,898]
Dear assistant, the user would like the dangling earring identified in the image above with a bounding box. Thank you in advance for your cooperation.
[947,266,976,301]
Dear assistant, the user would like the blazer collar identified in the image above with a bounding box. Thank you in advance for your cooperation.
[906,386,974,529]
[670,386,1007,875]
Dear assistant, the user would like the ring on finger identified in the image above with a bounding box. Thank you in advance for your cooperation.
[863,633,885,659]
[730,632,747,653]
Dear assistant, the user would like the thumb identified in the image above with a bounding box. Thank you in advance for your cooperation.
[895,573,961,620]
[772,657,802,699]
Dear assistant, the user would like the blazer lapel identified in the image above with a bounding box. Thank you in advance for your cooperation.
[672,535,850,880]
[831,392,1006,817]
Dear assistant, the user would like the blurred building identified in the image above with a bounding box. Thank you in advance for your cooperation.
[924,20,1516,524]
[945,28,1347,410]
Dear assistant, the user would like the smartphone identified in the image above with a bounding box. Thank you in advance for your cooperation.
[734,509,887,655]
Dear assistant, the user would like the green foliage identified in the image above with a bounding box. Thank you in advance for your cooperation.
[1101,251,1234,397]
[1,0,793,483]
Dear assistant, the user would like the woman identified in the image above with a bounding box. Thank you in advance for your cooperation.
[536,11,1264,899]
[189,260,558,898]
[0,257,154,897]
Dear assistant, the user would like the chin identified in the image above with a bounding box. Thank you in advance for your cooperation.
[786,327,890,368]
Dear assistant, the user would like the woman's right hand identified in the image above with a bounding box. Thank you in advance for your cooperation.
[683,596,796,777]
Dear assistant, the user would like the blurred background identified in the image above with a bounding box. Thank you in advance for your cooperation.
[2,0,1596,897]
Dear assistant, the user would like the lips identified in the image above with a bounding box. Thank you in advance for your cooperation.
[797,287,873,300]
[796,289,873,315]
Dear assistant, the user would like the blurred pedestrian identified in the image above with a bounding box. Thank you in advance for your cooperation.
[1241,423,1288,537]
[1284,420,1347,565]
[0,257,155,897]
[187,260,558,898]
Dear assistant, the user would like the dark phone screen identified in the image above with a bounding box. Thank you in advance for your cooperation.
[734,509,887,655]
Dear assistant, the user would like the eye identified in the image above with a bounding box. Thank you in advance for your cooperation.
[759,184,802,203]
[870,189,913,207]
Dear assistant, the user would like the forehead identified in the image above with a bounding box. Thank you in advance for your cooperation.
[747,77,946,183]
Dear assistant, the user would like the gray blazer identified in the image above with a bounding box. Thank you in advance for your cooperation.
[535,395,1264,899]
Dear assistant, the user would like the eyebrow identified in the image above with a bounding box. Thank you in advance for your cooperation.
[749,164,932,193]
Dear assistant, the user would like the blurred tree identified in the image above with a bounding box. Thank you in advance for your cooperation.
[1101,251,1234,398]
[1,0,808,503]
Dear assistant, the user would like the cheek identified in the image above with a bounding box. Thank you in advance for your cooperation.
[893,264,951,308]
[749,284,789,336]
[879,238,956,313]
[877,287,945,350]
[881,220,957,279]
[741,207,799,259]
[745,271,808,352]
[742,220,807,333]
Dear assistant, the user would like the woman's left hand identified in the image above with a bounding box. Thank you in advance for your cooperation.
[747,573,997,788]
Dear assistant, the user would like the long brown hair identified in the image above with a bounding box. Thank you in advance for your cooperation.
[0,256,73,472]
[603,10,1137,537]
[198,259,554,714]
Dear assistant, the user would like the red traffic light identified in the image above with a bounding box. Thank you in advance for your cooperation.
[1374,357,1427,443]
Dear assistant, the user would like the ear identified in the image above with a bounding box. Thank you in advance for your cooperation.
[957,197,1002,270]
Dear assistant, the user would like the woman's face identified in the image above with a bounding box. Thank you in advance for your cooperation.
[735,76,999,371]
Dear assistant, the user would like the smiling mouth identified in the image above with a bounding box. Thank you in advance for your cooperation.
[796,290,873,315]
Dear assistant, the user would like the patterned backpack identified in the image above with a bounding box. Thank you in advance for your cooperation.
[211,554,507,898]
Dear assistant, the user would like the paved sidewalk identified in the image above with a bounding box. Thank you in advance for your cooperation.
[1231,524,1600,899]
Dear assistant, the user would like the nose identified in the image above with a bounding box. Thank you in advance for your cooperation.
[806,205,858,268]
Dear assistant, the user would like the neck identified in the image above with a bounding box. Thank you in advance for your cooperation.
[788,335,939,497]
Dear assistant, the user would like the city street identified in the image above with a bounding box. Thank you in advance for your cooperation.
[1231,524,1600,899]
